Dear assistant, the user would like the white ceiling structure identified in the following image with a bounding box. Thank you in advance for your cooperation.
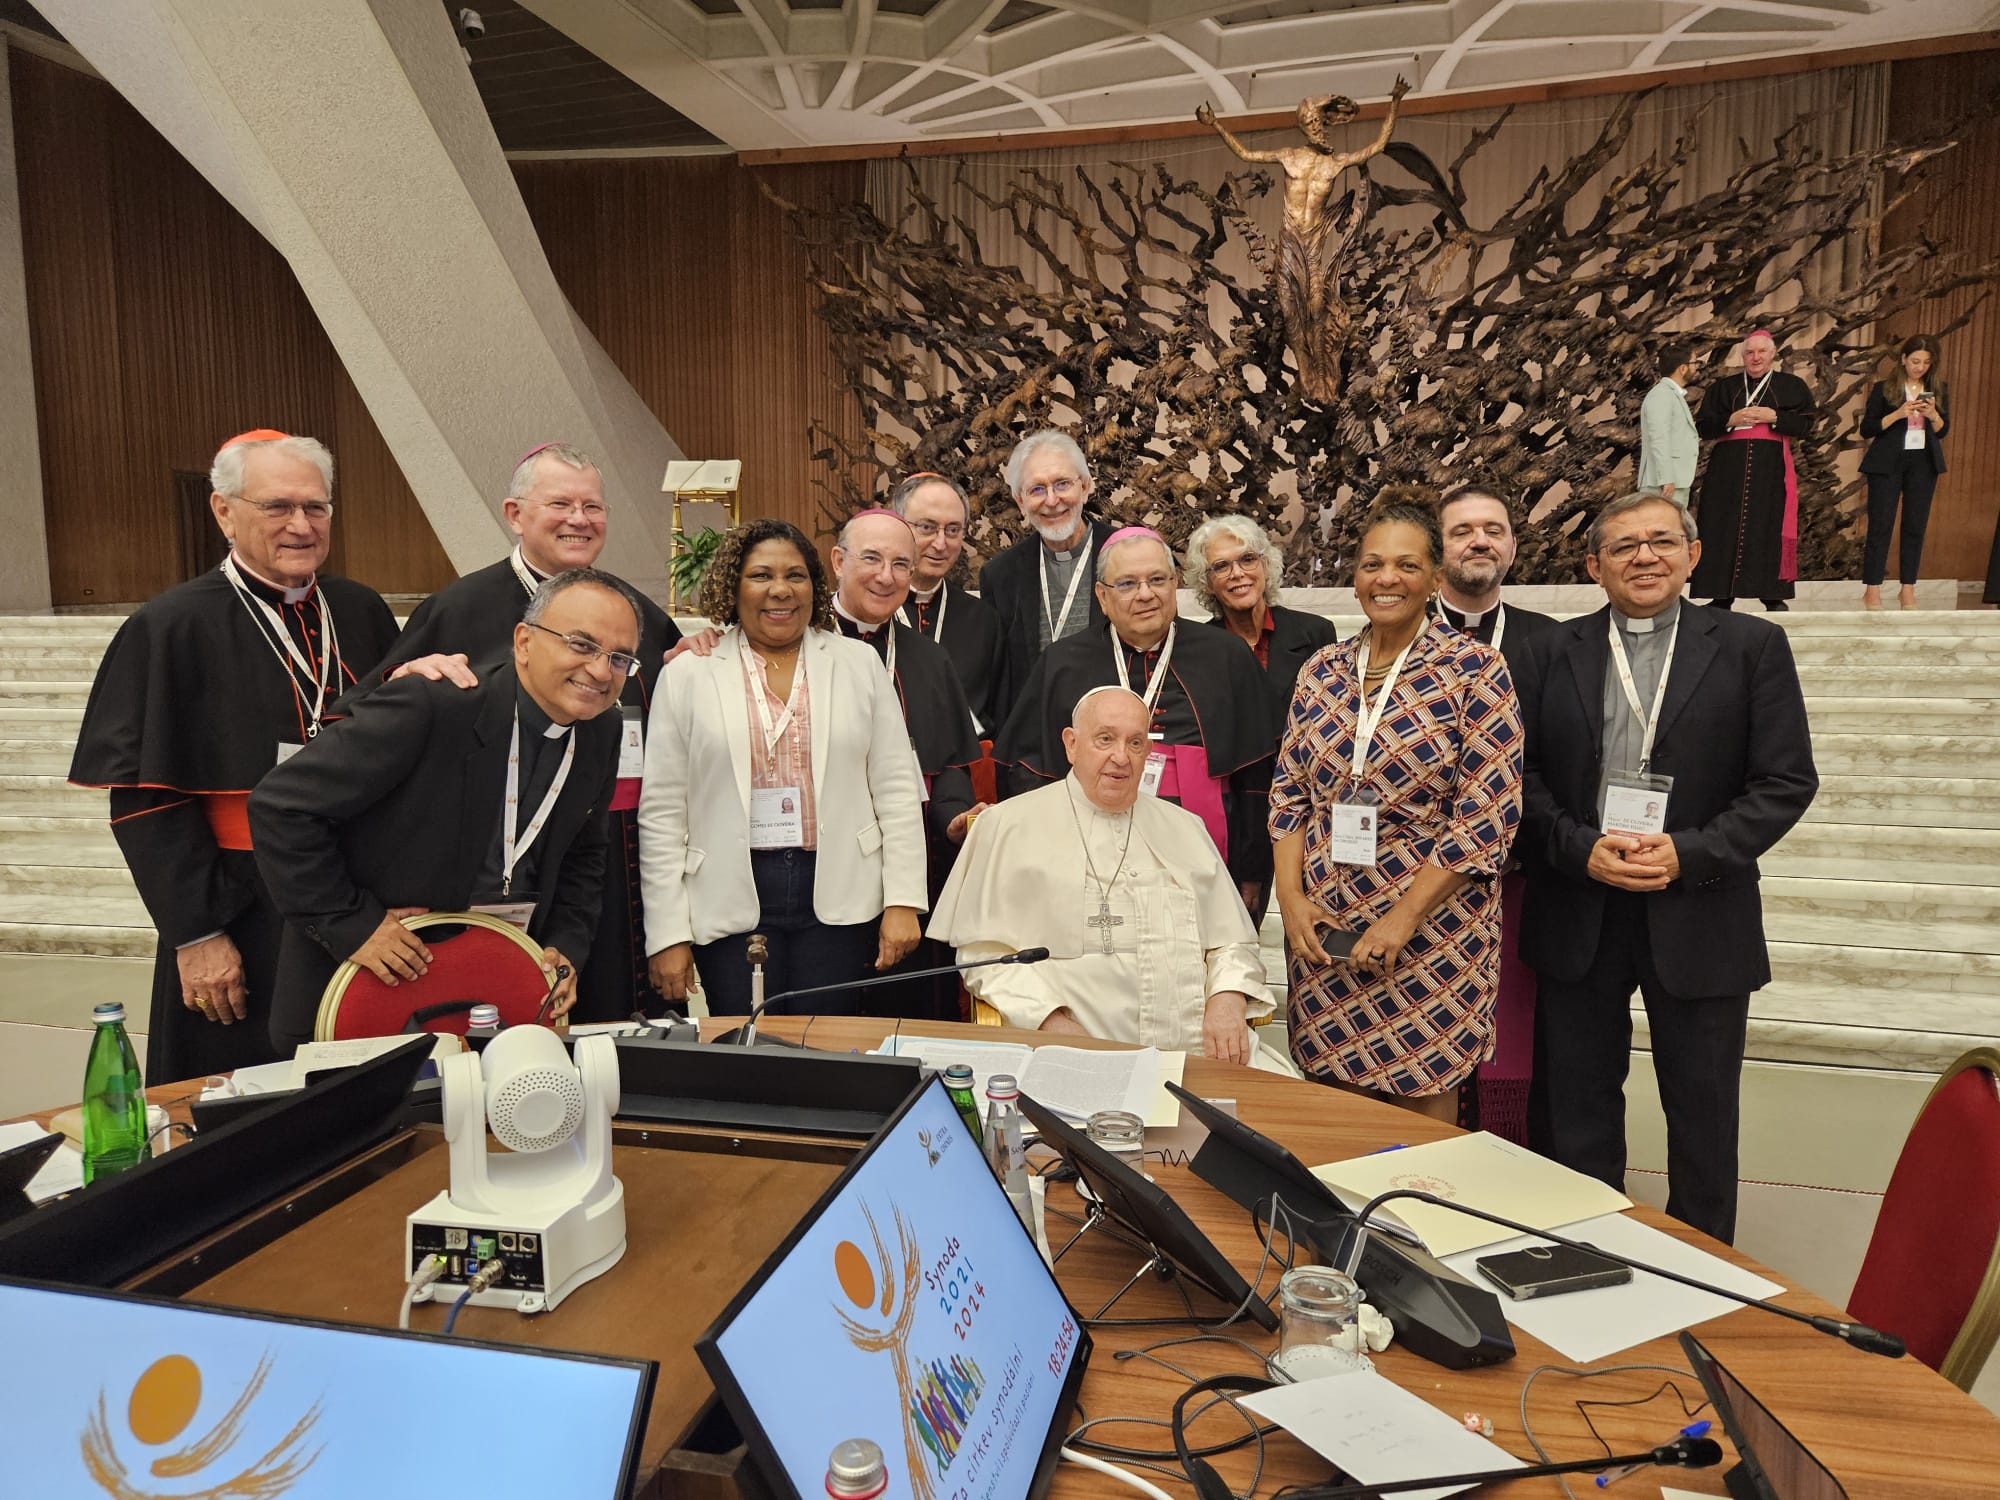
[523,0,2000,151]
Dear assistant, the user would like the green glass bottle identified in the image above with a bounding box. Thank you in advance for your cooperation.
[943,1063,983,1147]
[81,1002,151,1184]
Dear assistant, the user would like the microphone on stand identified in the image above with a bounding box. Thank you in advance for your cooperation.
[1222,1436,1723,1500]
[1351,1188,1907,1359]
[723,947,1052,1046]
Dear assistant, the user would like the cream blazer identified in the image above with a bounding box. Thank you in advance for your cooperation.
[638,626,928,953]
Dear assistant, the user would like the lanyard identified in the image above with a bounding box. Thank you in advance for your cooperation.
[1350,629,1416,778]
[1743,371,1774,409]
[1434,597,1505,654]
[1606,616,1679,773]
[502,711,576,896]
[896,584,948,644]
[1111,622,1176,714]
[509,544,542,600]
[1039,536,1095,642]
[222,554,340,737]
[743,635,808,767]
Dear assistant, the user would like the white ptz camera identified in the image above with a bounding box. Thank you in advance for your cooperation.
[457,8,486,41]
[405,1026,626,1314]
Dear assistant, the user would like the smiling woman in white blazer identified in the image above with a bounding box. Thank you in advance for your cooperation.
[638,519,927,1016]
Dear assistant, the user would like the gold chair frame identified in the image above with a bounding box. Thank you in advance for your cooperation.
[313,910,547,1043]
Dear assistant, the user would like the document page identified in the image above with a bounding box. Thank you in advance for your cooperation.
[873,1035,1034,1103]
[1020,1046,1183,1127]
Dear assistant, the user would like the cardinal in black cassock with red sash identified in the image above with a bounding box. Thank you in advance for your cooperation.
[1689,331,1817,608]
[69,431,398,1084]
[361,442,680,1022]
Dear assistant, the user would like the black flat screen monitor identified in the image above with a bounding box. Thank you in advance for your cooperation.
[0,1274,654,1496]
[1016,1091,1279,1332]
[699,1076,1091,1500]
[1679,1333,1849,1500]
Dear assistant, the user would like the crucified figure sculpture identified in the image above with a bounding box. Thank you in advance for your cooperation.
[1198,78,1411,404]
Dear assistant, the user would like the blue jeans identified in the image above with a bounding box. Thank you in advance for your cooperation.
[692,848,878,1016]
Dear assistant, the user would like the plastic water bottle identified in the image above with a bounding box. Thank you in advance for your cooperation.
[81,1002,151,1184]
[983,1074,1032,1226]
[465,1003,502,1054]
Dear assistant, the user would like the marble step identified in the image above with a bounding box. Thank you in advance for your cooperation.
[1763,876,2000,955]
[0,706,84,730]
[0,919,155,958]
[1743,975,1994,1036]
[0,862,142,900]
[1768,938,2000,999]
[1808,733,2000,778]
[0,775,97,816]
[1800,697,1999,736]
[1774,613,2000,635]
[0,816,123,865]
[1764,822,2000,884]
[1803,775,2000,828]
[1633,1011,1988,1074]
[0,741,77,775]
[1774,635,2000,666]
[0,680,93,707]
[1795,666,2000,697]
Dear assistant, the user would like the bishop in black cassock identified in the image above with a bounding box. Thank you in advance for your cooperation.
[1689,333,1817,607]
[69,431,398,1083]
[362,446,680,1022]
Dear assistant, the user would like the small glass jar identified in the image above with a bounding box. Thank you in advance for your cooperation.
[1271,1265,1368,1382]
[1086,1109,1146,1168]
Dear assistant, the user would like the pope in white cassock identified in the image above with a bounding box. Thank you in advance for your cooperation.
[929,686,1280,1067]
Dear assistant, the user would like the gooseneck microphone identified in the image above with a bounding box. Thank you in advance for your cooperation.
[724,946,1052,1045]
[1239,1436,1723,1500]
[1353,1188,1908,1359]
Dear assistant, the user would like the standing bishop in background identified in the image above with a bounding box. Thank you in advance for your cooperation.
[932,687,1274,1065]
[1689,330,1816,610]
[363,442,681,1021]
[69,431,399,1082]
[890,473,1011,734]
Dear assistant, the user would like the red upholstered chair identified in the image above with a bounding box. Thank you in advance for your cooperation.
[1846,1047,2000,1390]
[315,912,554,1042]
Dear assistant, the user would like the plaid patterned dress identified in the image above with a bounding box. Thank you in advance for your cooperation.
[1269,619,1523,1096]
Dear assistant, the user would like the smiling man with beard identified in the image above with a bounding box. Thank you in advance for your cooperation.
[1431,485,1558,663]
[250,570,637,1053]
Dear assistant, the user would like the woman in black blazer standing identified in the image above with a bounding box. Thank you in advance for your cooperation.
[1859,335,1948,610]
[1190,514,1337,731]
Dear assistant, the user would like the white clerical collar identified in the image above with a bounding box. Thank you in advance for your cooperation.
[1438,591,1498,628]
[229,551,314,605]
[1067,773,1132,822]
[911,582,943,603]
[832,594,888,637]
[1614,599,1681,635]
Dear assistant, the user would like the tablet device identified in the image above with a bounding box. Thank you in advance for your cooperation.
[1679,1332,1849,1499]
[0,1131,61,1199]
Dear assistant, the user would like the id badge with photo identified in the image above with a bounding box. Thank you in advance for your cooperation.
[471,897,538,929]
[1905,423,1927,450]
[1599,769,1674,836]
[749,785,806,849]
[1140,749,1168,797]
[617,706,645,781]
[1326,786,1382,867]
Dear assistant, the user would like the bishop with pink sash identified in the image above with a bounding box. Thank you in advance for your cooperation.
[1690,330,1818,607]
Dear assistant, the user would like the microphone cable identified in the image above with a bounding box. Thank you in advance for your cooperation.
[1515,1360,1712,1500]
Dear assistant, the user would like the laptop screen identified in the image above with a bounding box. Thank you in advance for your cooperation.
[701,1076,1090,1500]
[0,1277,654,1496]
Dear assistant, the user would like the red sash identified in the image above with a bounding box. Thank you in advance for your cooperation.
[1151,742,1228,861]
[1720,422,1799,580]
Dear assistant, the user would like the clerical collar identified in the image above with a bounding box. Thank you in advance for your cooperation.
[1117,629,1169,657]
[1042,530,1086,562]
[1613,598,1681,636]
[910,582,943,604]
[832,595,887,638]
[229,552,314,605]
[517,683,572,740]
[1437,593,1498,629]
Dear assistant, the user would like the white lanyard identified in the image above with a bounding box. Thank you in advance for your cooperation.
[1111,622,1176,714]
[1350,630,1416,778]
[743,636,808,766]
[1743,371,1774,409]
[1606,616,1679,773]
[222,554,340,737]
[1039,537,1094,642]
[509,544,542,600]
[1434,597,1504,654]
[502,712,576,896]
[884,622,897,680]
[896,584,948,643]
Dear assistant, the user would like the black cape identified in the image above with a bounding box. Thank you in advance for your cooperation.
[1690,370,1816,601]
[69,567,399,1084]
[977,518,1118,722]
[1207,603,1339,736]
[993,619,1276,889]
[904,580,1011,736]
[361,554,680,1022]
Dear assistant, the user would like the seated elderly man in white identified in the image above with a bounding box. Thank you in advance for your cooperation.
[931,686,1289,1070]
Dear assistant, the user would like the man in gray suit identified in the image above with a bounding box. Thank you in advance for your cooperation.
[1637,342,1700,501]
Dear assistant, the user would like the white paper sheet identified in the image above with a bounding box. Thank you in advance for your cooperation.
[1242,1368,1523,1500]
[287,1032,459,1087]
[1441,1212,1784,1363]
[874,1037,1186,1126]
[0,1120,83,1203]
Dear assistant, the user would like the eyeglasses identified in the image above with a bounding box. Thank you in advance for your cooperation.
[1023,477,1081,504]
[909,520,965,542]
[234,498,333,522]
[526,622,641,677]
[1602,535,1688,563]
[1206,552,1264,580]
[847,550,914,579]
[1105,573,1175,597]
[538,500,607,521]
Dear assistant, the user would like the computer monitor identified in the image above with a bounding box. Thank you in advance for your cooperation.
[700,1076,1091,1500]
[0,1275,654,1496]
[1679,1332,1850,1500]
[1015,1091,1280,1332]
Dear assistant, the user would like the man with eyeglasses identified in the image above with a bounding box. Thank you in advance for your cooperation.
[890,472,1010,733]
[70,429,400,1083]
[251,569,637,1053]
[1511,492,1817,1243]
[993,527,1275,911]
[362,442,682,1022]
[831,509,986,1018]
[977,430,1118,708]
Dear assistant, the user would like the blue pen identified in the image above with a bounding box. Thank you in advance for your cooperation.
[1594,1422,1711,1489]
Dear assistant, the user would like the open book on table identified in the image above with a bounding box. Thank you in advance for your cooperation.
[874,1035,1185,1127]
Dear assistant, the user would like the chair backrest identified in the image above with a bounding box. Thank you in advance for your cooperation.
[315,913,553,1042]
[1847,1047,2000,1389]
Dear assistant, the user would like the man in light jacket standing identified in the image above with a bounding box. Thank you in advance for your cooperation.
[1637,342,1700,500]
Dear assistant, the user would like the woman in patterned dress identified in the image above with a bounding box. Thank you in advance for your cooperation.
[1270,500,1524,1122]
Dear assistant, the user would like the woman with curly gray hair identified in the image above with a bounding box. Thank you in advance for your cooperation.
[1189,514,1338,730]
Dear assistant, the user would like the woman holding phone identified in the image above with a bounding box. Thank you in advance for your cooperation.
[1859,335,1949,610]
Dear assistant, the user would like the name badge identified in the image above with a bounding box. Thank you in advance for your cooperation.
[617,706,645,781]
[1326,786,1382,867]
[276,742,304,766]
[471,898,537,929]
[750,785,805,849]
[1140,750,1168,797]
[1599,770,1674,836]
[1905,423,1927,450]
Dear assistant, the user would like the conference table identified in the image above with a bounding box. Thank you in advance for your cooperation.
[27,1016,2000,1499]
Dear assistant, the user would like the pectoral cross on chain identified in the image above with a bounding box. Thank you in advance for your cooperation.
[1085,893,1123,955]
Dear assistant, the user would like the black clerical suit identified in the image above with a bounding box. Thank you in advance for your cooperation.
[1512,602,1817,1243]
[978,518,1118,718]
[901,579,1011,735]
[250,663,620,1052]
[69,563,398,1083]
[363,551,680,1022]
[1689,372,1816,606]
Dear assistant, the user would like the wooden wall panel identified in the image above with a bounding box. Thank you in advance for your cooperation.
[9,49,449,605]
[1881,52,2000,583]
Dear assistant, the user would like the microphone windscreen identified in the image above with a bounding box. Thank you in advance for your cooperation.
[1013,947,1052,963]
[1658,1437,1723,1468]
[1847,1324,1907,1358]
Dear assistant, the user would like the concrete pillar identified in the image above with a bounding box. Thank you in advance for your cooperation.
[0,37,54,612]
[35,0,681,597]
